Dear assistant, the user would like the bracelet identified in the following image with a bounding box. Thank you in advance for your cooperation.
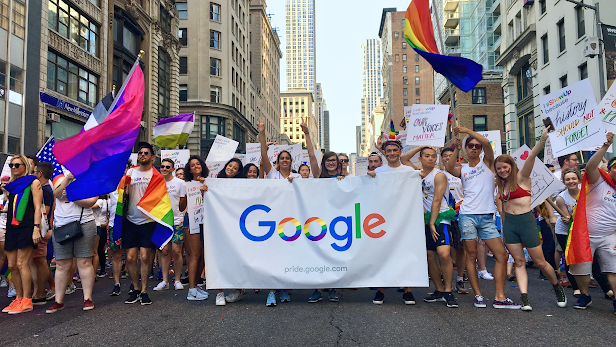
[33,223,40,227]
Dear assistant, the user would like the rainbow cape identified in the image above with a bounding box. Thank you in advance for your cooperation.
[1,262,10,281]
[4,175,37,226]
[112,167,174,249]
[404,0,483,92]
[565,170,615,265]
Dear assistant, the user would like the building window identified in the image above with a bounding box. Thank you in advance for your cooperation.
[179,84,187,102]
[210,30,221,49]
[416,98,420,104]
[557,20,565,52]
[472,87,487,104]
[402,65,407,73]
[179,57,187,75]
[415,77,420,85]
[402,18,405,28]
[402,42,407,49]
[539,0,546,15]
[415,53,419,62]
[395,54,399,62]
[158,47,171,118]
[543,85,550,95]
[518,111,535,147]
[176,2,187,19]
[403,99,408,106]
[210,58,221,76]
[560,75,568,88]
[47,50,98,107]
[160,6,171,33]
[402,54,407,62]
[576,6,585,39]
[233,123,245,152]
[516,62,532,102]
[179,28,187,46]
[12,0,25,39]
[48,0,99,56]
[541,34,549,64]
[0,1,8,31]
[403,77,408,85]
[416,88,420,96]
[579,62,588,80]
[210,3,220,22]
[210,86,221,103]
[9,65,23,93]
[201,115,225,140]
[415,65,419,73]
[403,88,408,96]
[473,115,487,132]
[394,31,399,38]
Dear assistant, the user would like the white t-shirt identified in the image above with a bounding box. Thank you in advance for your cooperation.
[585,176,616,238]
[444,171,464,204]
[374,162,415,173]
[459,160,497,215]
[93,198,109,226]
[166,177,187,225]
[555,190,577,235]
[54,199,95,228]
[126,168,154,225]
[267,168,301,180]
[108,191,118,228]
[422,169,451,225]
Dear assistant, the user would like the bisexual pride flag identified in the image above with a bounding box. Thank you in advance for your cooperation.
[404,0,483,92]
[53,58,144,201]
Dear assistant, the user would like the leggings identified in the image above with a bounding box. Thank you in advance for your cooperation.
[539,219,556,271]
[556,233,610,293]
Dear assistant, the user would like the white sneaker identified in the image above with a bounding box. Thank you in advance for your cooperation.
[153,281,169,291]
[65,283,76,295]
[196,287,209,298]
[187,288,208,301]
[225,290,243,303]
[174,281,184,290]
[0,277,7,288]
[7,286,17,298]
[216,292,226,306]
[478,270,494,280]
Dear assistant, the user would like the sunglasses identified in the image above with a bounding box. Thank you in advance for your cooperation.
[340,159,349,163]
[466,143,483,150]
[161,165,173,169]
[138,151,151,155]
[8,163,23,168]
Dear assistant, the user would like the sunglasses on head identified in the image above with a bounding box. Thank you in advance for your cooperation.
[161,165,173,169]
[8,163,23,168]
[340,159,349,163]
[466,143,483,150]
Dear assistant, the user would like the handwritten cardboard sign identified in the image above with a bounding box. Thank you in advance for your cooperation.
[355,157,369,176]
[511,145,565,209]
[205,135,239,164]
[161,149,190,170]
[245,143,261,166]
[185,181,204,235]
[405,104,450,147]
[595,79,616,133]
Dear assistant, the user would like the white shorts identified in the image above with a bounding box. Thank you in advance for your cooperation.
[569,232,616,275]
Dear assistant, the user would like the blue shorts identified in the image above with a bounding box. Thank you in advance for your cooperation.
[459,214,500,241]
[425,224,451,252]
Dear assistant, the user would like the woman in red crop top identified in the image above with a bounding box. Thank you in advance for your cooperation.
[494,125,566,311]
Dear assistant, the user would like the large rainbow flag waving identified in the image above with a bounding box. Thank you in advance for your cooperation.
[404,0,483,92]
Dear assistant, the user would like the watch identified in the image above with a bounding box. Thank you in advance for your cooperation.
[33,224,40,227]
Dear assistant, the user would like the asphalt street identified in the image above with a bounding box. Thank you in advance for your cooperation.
[1,259,614,347]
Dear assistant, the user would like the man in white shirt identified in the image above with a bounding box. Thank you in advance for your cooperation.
[153,159,187,293]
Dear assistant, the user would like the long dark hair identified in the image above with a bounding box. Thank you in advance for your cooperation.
[319,151,340,178]
[243,163,259,178]
[184,155,208,181]
[276,150,293,166]
[218,158,244,178]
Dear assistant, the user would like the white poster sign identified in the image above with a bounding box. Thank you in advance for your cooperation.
[543,138,560,170]
[1,157,11,178]
[511,145,566,209]
[245,143,261,166]
[540,79,605,157]
[277,143,303,172]
[205,135,239,163]
[301,149,321,178]
[206,161,226,178]
[233,153,246,165]
[405,104,450,147]
[478,130,502,157]
[129,153,138,167]
[595,79,616,133]
[161,149,190,170]
[355,157,368,176]
[203,172,427,289]
[186,181,204,235]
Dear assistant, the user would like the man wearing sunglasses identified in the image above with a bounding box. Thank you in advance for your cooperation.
[445,126,520,309]
[153,159,188,294]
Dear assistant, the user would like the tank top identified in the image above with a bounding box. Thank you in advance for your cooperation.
[459,161,497,214]
[422,169,451,225]
[7,190,35,229]
[444,171,464,204]
[555,190,578,235]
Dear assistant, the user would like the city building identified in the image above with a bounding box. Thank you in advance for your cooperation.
[379,7,434,151]
[323,109,329,151]
[359,39,382,157]
[355,125,361,156]
[370,99,385,153]
[285,0,315,91]
[249,0,282,143]
[314,83,326,150]
[280,89,317,149]
[348,152,357,175]
[179,0,260,157]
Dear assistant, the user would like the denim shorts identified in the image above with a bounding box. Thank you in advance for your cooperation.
[459,213,500,241]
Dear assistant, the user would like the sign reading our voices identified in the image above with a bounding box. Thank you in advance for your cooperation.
[405,105,450,147]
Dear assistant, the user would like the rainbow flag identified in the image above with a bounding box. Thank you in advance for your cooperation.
[53,58,144,201]
[1,262,11,281]
[565,170,615,265]
[4,175,37,226]
[112,167,174,249]
[404,0,483,92]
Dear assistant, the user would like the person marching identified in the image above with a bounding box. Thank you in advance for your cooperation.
[494,126,566,310]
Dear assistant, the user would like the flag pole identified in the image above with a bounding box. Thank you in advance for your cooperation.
[112,85,116,99]
[36,136,54,157]
[432,5,458,134]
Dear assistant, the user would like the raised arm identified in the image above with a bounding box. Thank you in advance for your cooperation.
[586,132,613,185]
[445,138,462,178]
[554,196,570,223]
[400,145,429,169]
[257,117,272,176]
[301,118,321,178]
[519,126,550,180]
[454,125,494,167]
[53,174,73,199]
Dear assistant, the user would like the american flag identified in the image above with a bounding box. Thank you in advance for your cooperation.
[36,136,65,181]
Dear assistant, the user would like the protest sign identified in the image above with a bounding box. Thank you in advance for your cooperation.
[129,153,138,166]
[185,181,204,235]
[543,138,560,170]
[233,153,246,165]
[355,157,368,176]
[161,149,190,169]
[202,171,427,289]
[1,157,11,178]
[478,130,502,157]
[595,79,616,133]
[245,143,261,166]
[540,79,605,157]
[205,135,239,163]
[206,161,226,178]
[512,145,566,209]
[405,105,450,147]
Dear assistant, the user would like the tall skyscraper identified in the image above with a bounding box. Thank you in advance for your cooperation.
[285,0,316,91]
[359,39,382,156]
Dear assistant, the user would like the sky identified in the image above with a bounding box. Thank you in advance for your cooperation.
[265,0,415,154]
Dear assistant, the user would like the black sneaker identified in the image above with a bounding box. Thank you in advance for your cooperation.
[32,297,47,306]
[373,290,384,305]
[573,294,592,309]
[97,270,106,278]
[128,283,135,295]
[463,272,469,282]
[402,292,416,305]
[328,289,339,302]
[140,292,152,305]
[110,284,121,296]
[196,277,206,288]
[125,291,141,304]
[423,291,445,303]
[444,292,458,308]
